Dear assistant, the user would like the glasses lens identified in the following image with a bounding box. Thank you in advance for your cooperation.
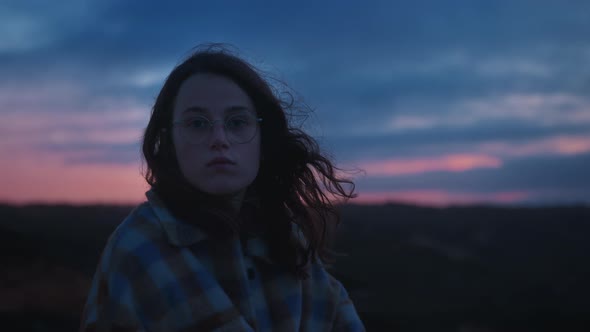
[179,114,259,144]
[225,114,258,144]
[180,116,210,144]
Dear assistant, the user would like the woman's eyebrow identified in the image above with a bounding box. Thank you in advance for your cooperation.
[225,106,251,113]
[182,105,252,115]
[182,106,208,115]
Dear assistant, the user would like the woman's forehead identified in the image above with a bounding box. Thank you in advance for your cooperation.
[180,106,253,117]
[173,74,255,117]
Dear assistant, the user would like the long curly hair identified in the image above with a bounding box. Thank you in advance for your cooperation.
[142,44,356,278]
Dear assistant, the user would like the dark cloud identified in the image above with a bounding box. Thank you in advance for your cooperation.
[324,122,590,161]
[355,153,590,198]
[2,0,589,115]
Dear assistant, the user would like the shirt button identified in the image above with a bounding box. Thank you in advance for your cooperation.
[247,268,256,280]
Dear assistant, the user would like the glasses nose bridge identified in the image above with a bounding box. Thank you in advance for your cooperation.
[208,118,227,129]
[207,119,230,140]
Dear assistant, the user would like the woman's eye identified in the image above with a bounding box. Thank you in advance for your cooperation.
[229,119,245,127]
[227,117,248,128]
[187,118,209,128]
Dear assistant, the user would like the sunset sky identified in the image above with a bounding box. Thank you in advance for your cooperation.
[1,0,589,206]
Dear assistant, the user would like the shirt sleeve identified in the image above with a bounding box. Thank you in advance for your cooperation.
[329,275,366,332]
[79,239,144,332]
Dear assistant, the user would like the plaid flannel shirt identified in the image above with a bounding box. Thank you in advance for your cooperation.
[80,190,365,331]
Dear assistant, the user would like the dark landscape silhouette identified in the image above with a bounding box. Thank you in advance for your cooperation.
[1,202,589,331]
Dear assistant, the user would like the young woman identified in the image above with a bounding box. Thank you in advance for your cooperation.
[80,44,365,331]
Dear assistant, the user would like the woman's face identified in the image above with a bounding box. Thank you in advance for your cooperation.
[171,73,261,198]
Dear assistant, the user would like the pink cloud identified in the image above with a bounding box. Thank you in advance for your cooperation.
[347,134,590,180]
[480,135,590,157]
[355,154,502,177]
[0,109,149,205]
[1,107,147,157]
[1,152,148,204]
[353,190,531,207]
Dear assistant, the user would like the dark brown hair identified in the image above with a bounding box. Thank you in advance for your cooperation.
[142,44,356,278]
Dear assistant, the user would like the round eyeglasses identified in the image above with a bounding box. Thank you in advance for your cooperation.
[171,114,263,145]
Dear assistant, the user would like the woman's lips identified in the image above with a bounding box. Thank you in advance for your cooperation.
[206,157,236,166]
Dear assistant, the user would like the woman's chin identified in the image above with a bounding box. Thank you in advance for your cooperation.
[199,185,245,197]
[193,178,253,196]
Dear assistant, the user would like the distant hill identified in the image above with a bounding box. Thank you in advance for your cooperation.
[332,203,590,331]
[1,202,589,331]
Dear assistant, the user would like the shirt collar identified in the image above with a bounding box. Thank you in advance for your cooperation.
[146,189,208,246]
[145,189,273,264]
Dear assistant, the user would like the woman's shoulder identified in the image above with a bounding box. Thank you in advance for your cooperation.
[99,203,158,251]
[99,196,207,270]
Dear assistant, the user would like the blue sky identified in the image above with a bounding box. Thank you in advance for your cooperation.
[1,0,589,205]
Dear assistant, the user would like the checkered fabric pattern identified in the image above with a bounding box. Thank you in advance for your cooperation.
[80,189,365,331]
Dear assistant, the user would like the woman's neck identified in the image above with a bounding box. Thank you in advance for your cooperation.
[219,189,246,216]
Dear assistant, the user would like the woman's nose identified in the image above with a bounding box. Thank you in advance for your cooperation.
[208,121,229,147]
